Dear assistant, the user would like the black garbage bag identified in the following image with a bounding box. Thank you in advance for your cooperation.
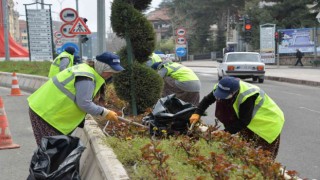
[27,135,86,180]
[142,94,196,136]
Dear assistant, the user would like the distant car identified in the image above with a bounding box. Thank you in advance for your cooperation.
[166,54,178,62]
[217,52,265,83]
[156,54,167,61]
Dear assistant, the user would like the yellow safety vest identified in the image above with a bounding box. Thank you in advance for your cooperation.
[163,62,199,82]
[213,81,284,143]
[48,51,74,78]
[151,53,162,64]
[28,64,105,135]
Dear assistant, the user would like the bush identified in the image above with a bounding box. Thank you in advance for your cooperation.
[111,0,155,62]
[113,62,163,113]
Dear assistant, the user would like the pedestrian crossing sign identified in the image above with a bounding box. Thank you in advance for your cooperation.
[69,17,91,35]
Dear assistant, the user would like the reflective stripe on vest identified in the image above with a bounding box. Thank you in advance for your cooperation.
[52,72,95,102]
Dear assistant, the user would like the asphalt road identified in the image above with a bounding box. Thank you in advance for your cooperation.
[0,67,319,179]
[192,67,320,179]
[0,87,36,180]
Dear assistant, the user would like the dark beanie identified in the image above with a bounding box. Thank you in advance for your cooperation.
[65,46,76,55]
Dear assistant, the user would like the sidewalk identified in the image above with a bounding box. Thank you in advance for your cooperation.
[181,60,320,87]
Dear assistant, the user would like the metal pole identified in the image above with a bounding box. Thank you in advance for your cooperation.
[41,0,44,9]
[2,0,10,60]
[97,0,106,54]
[75,0,82,58]
[314,27,317,60]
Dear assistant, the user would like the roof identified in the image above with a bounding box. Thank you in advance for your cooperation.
[146,8,171,21]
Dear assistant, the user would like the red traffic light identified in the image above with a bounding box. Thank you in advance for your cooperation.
[245,24,252,30]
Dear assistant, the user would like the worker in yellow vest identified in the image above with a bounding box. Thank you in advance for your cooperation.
[146,53,162,67]
[28,51,124,145]
[48,46,76,78]
[152,61,201,106]
[189,77,285,159]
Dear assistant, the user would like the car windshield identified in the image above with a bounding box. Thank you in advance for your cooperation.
[226,54,260,62]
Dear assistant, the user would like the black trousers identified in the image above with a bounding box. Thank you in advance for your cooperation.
[294,58,303,66]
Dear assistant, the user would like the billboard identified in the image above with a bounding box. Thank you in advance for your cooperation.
[278,28,319,54]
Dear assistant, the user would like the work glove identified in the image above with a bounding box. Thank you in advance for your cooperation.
[189,114,200,124]
[102,108,118,122]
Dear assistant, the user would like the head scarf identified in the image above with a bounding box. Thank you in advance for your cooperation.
[94,60,119,74]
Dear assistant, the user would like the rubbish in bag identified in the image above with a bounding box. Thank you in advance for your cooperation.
[142,94,196,136]
[27,135,86,180]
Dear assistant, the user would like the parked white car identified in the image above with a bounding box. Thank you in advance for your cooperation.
[166,54,178,62]
[217,52,265,83]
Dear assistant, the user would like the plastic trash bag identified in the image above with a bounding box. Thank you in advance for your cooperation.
[142,94,196,136]
[27,135,86,180]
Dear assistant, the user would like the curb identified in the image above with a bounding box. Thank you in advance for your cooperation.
[265,76,320,87]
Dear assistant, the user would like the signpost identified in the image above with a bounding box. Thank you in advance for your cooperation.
[176,47,187,57]
[175,27,188,60]
[25,6,53,61]
[260,24,276,64]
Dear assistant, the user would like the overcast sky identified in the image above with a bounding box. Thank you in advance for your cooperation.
[13,0,162,32]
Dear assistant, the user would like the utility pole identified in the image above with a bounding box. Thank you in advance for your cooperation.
[97,0,106,54]
[75,0,82,58]
[2,0,10,60]
[41,0,44,9]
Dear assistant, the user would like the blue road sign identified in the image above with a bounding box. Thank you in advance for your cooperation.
[61,42,79,55]
[176,47,187,57]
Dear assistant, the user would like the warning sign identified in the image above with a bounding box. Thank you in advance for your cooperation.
[69,17,91,35]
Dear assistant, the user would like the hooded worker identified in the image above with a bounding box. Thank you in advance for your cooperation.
[189,76,285,159]
[48,46,76,78]
[28,51,124,146]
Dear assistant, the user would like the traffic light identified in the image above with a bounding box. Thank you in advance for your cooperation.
[244,17,252,42]
[80,35,89,43]
[279,31,284,44]
[80,18,89,43]
[274,32,279,43]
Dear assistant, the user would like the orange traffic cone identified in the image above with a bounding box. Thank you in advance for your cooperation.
[0,96,20,150]
[9,72,23,96]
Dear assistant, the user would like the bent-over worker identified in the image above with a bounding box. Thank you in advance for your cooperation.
[189,77,285,159]
[152,61,201,106]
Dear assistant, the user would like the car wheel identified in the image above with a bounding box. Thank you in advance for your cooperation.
[252,77,258,81]
[258,78,264,83]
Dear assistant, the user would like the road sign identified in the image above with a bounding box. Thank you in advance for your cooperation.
[55,38,63,46]
[176,47,187,57]
[176,36,186,45]
[176,28,186,36]
[54,31,62,38]
[60,23,76,38]
[26,8,53,61]
[60,8,78,23]
[69,18,91,35]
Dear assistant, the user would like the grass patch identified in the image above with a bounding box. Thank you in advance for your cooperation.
[0,61,51,76]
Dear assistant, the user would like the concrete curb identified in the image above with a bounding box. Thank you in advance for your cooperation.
[73,118,129,180]
[265,76,320,87]
[0,72,48,93]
